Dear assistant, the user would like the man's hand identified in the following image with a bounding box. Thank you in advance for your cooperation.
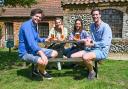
[45,37,51,42]
[59,24,64,30]
[40,55,48,65]
[37,50,48,65]
[85,38,94,47]
[58,24,64,34]
[81,38,94,47]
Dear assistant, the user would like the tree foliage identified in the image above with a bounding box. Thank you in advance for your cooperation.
[4,0,37,7]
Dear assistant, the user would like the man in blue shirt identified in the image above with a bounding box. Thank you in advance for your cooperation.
[18,8,58,79]
[71,8,112,80]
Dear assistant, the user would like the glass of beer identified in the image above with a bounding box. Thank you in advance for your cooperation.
[60,34,64,41]
[75,32,80,40]
[51,34,55,40]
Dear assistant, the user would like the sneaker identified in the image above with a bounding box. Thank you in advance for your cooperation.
[88,71,96,80]
[39,72,52,80]
[32,69,41,77]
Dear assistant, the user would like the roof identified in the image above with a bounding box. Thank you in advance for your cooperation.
[1,0,63,17]
[62,0,128,5]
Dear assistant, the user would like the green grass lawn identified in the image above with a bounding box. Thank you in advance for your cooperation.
[0,48,128,89]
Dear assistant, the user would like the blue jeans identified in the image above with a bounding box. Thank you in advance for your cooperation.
[64,46,81,58]
[21,48,53,63]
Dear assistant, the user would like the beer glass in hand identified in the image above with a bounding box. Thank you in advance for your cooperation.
[60,34,65,41]
[74,32,80,41]
[50,34,55,41]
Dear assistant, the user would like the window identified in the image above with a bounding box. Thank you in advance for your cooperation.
[5,22,14,40]
[101,9,123,38]
[38,23,49,37]
[0,0,4,6]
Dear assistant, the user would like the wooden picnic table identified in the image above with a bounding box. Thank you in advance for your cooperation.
[31,40,101,78]
[44,40,84,57]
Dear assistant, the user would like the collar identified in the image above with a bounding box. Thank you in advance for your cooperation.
[94,21,103,31]
[30,19,37,28]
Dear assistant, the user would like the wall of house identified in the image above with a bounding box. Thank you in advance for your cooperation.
[0,21,22,48]
[0,22,5,48]
[63,5,128,39]
[0,17,56,48]
[13,22,22,48]
[63,4,128,53]
[123,13,128,39]
[0,17,27,48]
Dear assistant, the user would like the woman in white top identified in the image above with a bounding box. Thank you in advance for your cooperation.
[49,17,68,41]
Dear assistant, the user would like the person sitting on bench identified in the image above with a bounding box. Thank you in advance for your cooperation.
[71,8,112,80]
[48,17,68,41]
[64,18,89,58]
[18,8,58,80]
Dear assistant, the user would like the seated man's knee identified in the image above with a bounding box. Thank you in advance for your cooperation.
[82,54,92,62]
[83,55,88,61]
[83,52,96,60]
[37,58,48,65]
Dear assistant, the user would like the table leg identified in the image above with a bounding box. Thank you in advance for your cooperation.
[57,62,61,70]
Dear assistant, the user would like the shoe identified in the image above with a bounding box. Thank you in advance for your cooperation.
[39,71,52,80]
[32,69,41,77]
[88,71,96,80]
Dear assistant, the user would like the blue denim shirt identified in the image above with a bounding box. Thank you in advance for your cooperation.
[90,21,112,55]
[18,19,46,58]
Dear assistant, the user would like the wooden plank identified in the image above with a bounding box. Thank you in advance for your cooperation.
[49,58,83,62]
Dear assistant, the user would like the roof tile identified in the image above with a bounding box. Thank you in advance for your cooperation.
[1,0,63,17]
[62,0,128,5]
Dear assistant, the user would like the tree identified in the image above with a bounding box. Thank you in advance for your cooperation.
[3,0,37,7]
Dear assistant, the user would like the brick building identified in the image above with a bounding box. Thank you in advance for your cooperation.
[61,0,128,53]
[62,0,128,39]
[0,0,128,50]
[0,0,63,48]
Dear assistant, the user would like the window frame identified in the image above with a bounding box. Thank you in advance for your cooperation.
[101,9,123,38]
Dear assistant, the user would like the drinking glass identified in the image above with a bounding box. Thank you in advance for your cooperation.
[60,34,64,41]
[51,34,55,40]
[75,32,80,40]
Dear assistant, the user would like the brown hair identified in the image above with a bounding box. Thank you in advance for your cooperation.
[55,17,63,24]
[74,18,83,32]
[91,8,101,15]
[30,8,44,16]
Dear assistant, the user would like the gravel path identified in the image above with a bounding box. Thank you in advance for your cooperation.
[108,53,128,60]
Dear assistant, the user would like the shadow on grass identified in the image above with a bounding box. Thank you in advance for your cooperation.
[17,67,43,81]
[17,63,88,81]
[0,49,88,80]
[47,63,88,80]
[0,50,22,70]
